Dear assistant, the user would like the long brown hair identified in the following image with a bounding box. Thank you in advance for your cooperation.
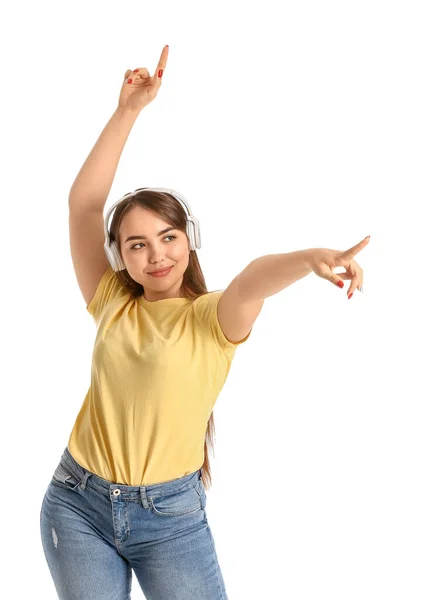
[109,189,216,490]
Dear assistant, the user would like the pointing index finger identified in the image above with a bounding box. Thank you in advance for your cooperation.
[342,236,370,259]
[155,45,169,76]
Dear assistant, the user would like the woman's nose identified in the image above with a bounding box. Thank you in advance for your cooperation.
[149,248,166,262]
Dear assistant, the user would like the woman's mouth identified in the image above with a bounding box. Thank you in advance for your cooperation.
[148,266,173,277]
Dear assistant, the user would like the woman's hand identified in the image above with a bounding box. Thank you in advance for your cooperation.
[305,236,370,298]
[118,45,169,113]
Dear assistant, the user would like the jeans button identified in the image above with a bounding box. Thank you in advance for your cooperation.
[113,489,121,496]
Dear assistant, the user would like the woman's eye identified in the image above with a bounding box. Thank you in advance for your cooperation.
[131,235,176,250]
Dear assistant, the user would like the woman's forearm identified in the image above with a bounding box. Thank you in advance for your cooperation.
[237,250,314,301]
[68,106,140,212]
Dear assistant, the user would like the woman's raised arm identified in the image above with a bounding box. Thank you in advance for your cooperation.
[68,45,169,307]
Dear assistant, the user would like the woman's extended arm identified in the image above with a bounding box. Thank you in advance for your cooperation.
[236,237,369,302]
[216,239,368,344]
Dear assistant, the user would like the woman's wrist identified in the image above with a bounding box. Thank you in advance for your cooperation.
[115,104,143,122]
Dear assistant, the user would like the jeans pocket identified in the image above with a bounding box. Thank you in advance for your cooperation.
[51,462,81,491]
[193,477,206,509]
[149,481,203,517]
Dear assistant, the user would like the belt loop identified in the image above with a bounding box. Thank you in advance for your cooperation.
[139,485,150,509]
[79,471,92,490]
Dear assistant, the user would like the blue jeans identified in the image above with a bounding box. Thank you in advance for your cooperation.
[40,447,229,599]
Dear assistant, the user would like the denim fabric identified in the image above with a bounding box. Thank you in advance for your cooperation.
[40,447,228,599]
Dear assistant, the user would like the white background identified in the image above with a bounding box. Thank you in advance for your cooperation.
[2,1,425,598]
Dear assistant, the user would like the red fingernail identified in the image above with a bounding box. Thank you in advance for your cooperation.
[158,69,163,78]
[134,69,139,73]
[337,281,344,289]
[348,293,353,299]
[127,78,133,84]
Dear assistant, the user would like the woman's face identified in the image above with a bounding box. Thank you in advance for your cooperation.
[119,206,190,301]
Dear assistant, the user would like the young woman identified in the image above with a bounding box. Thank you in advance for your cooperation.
[40,45,369,600]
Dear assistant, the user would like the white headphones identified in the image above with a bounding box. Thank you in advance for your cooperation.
[103,187,202,272]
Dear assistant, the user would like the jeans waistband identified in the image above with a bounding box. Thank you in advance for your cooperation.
[59,446,203,501]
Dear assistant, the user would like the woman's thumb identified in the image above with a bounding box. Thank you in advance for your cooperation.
[332,276,345,289]
[123,69,133,81]
[325,267,345,289]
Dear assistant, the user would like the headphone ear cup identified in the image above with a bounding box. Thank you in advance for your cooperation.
[186,221,195,251]
[104,243,116,270]
[105,241,126,271]
[186,216,201,251]
[111,241,127,271]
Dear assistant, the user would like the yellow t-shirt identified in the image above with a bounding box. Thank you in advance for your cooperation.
[67,267,251,486]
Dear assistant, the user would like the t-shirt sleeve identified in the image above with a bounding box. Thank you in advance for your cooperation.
[193,290,252,350]
[86,266,129,323]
